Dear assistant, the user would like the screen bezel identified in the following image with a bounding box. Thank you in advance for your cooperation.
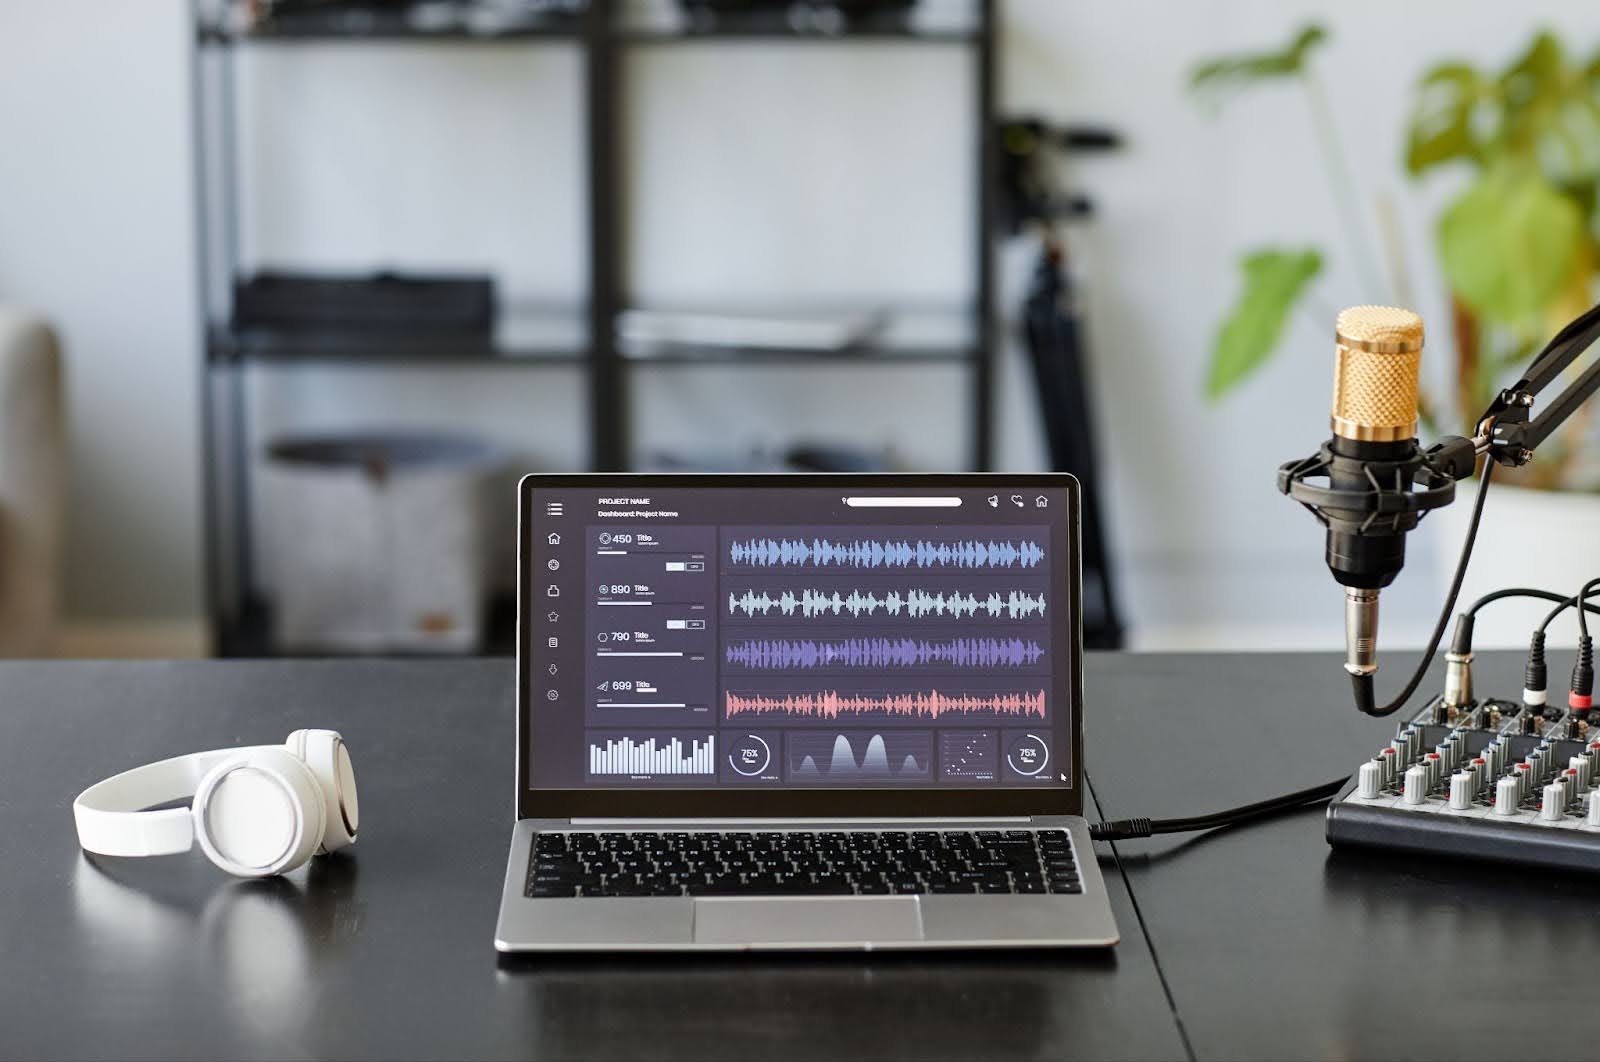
[515,473,1084,820]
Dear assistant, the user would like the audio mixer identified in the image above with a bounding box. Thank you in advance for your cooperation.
[1327,695,1600,871]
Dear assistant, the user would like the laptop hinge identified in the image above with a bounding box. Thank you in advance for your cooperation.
[568,816,1037,826]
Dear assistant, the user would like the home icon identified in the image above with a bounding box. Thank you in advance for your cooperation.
[547,533,561,545]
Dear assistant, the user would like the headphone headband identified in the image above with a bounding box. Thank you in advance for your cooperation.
[74,747,275,858]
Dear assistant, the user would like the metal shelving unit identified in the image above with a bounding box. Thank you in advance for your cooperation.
[193,0,998,656]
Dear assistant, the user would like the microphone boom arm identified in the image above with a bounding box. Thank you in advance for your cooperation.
[1479,301,1600,466]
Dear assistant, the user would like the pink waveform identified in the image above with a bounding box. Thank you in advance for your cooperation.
[725,689,1045,719]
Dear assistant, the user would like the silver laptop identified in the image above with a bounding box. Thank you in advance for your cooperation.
[495,473,1118,951]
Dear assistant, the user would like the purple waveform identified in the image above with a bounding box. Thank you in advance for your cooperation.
[726,637,1045,670]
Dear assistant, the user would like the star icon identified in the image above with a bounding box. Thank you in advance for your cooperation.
[547,611,559,622]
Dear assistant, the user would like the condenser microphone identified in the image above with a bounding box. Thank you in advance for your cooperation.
[1282,298,1600,715]
[1278,307,1477,707]
[1324,307,1425,677]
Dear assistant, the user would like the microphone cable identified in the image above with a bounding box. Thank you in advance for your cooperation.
[1350,459,1496,716]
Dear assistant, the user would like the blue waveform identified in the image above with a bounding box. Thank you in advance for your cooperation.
[730,537,1044,570]
[727,588,1047,620]
[726,637,1045,670]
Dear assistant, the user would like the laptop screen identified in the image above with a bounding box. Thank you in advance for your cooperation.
[520,476,1080,814]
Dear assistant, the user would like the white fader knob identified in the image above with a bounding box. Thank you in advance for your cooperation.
[1570,755,1591,792]
[1403,764,1429,805]
[1358,760,1384,799]
[1541,780,1568,821]
[1494,775,1521,816]
[1587,791,1600,827]
[1449,771,1474,811]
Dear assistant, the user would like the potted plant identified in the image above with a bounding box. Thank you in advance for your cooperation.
[1194,25,1600,642]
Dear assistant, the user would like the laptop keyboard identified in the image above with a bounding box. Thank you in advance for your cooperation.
[524,828,1081,898]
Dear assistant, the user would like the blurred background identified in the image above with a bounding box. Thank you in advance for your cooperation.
[2,0,1598,661]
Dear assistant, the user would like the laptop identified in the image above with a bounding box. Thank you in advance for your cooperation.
[494,473,1119,951]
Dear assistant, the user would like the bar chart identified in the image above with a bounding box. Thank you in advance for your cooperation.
[587,733,716,777]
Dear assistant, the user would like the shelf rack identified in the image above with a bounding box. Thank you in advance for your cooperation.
[192,0,998,656]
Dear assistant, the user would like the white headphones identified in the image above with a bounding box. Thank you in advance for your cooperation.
[73,730,359,878]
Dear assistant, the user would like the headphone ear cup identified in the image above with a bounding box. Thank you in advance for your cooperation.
[285,729,359,853]
[192,749,326,878]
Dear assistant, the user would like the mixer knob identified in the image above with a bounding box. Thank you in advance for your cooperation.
[1403,765,1429,805]
[1495,776,1521,816]
[1358,760,1384,799]
[1380,747,1399,785]
[1570,756,1591,791]
[1587,792,1600,827]
[1425,752,1443,788]
[1448,772,1474,811]
[1541,781,1568,821]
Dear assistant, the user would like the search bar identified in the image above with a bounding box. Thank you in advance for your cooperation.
[844,496,963,508]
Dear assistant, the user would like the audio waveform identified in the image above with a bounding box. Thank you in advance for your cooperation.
[730,537,1044,570]
[727,588,1047,620]
[726,636,1045,670]
[726,689,1045,721]
[789,733,931,779]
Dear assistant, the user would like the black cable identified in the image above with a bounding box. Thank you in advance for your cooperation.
[1579,578,1600,640]
[1352,460,1495,716]
[1468,587,1600,616]
[1536,584,1600,634]
[1090,776,1349,841]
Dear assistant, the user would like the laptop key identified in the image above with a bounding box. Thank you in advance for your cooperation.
[528,828,1083,900]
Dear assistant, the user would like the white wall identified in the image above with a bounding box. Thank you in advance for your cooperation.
[4,1,1599,652]
[0,2,201,631]
[1001,0,1600,648]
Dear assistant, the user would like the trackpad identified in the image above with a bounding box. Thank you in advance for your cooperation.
[693,897,924,946]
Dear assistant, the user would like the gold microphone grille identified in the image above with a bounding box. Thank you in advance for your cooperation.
[1330,305,1423,442]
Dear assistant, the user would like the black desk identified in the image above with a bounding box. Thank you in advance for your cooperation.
[0,659,1181,1062]
[6,652,1579,1060]
[1086,650,1598,1061]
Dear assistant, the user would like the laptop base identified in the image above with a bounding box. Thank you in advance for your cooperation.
[494,817,1118,952]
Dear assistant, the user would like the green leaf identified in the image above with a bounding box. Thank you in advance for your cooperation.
[1437,165,1583,322]
[1500,31,1565,118]
[1404,62,1485,175]
[1190,24,1328,104]
[1206,248,1323,401]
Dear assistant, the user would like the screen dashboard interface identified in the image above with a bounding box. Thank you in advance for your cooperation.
[526,483,1074,793]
